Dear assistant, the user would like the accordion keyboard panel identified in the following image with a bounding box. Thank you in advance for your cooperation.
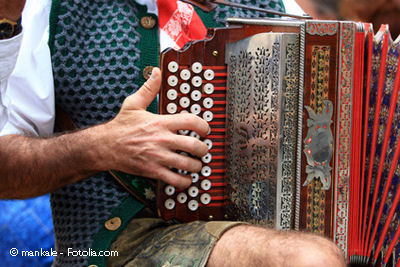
[157,29,236,222]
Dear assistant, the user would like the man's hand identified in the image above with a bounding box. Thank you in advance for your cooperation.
[100,67,210,189]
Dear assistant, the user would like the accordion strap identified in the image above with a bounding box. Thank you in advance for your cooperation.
[181,0,312,19]
[55,106,156,210]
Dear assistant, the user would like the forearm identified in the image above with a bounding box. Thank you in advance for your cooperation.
[0,126,109,199]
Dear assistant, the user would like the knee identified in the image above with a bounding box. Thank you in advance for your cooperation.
[291,233,346,267]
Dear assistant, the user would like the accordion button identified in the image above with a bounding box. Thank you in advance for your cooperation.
[191,76,202,87]
[191,90,202,101]
[188,200,199,211]
[179,129,189,135]
[200,193,211,205]
[180,110,189,114]
[190,131,200,139]
[204,139,213,149]
[203,83,214,94]
[188,186,199,197]
[165,199,175,210]
[168,61,179,73]
[203,111,213,122]
[201,179,212,191]
[201,166,212,177]
[177,192,188,203]
[191,172,199,183]
[192,62,202,74]
[190,104,201,115]
[164,185,175,196]
[166,103,177,114]
[202,153,212,164]
[167,89,178,100]
[179,97,190,108]
[178,169,188,175]
[180,69,191,81]
[203,97,213,109]
[167,75,178,87]
[180,83,190,94]
[204,69,214,81]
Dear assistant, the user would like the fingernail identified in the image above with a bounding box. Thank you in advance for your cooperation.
[150,68,157,80]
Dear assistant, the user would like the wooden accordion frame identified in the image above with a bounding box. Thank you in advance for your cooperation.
[157,18,400,265]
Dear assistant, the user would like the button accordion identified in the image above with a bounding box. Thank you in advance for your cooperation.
[156,18,400,266]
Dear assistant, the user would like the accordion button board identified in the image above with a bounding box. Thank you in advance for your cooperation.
[158,31,232,222]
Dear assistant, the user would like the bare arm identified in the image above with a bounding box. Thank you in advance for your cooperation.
[0,68,209,198]
[0,0,25,21]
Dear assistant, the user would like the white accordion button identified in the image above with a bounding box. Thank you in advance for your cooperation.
[165,199,175,210]
[203,97,213,109]
[201,179,212,191]
[167,75,178,87]
[191,76,202,87]
[204,139,213,149]
[178,169,188,175]
[192,62,202,73]
[177,192,188,204]
[204,69,214,81]
[180,110,189,114]
[168,61,179,73]
[202,153,212,164]
[180,69,191,81]
[188,186,199,198]
[190,104,201,115]
[188,200,199,211]
[179,97,190,108]
[179,129,189,135]
[164,185,175,196]
[167,89,178,100]
[190,131,200,139]
[200,193,211,205]
[191,172,199,183]
[203,83,214,94]
[203,111,213,122]
[201,166,212,177]
[180,83,190,94]
[166,103,177,114]
[191,90,202,101]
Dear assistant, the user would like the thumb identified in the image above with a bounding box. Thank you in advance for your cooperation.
[123,67,162,110]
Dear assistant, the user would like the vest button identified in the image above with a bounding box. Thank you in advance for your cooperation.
[105,217,121,231]
[141,16,156,29]
[143,66,154,80]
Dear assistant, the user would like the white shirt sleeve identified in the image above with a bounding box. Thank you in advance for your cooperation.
[0,33,23,131]
[0,0,54,137]
[282,0,305,16]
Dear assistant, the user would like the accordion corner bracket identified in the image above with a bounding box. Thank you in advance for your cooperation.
[303,100,333,190]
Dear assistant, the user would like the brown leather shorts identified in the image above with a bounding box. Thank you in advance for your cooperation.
[107,209,243,267]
